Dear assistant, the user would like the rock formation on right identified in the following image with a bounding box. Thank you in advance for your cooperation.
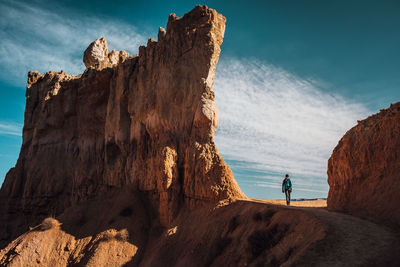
[328,102,400,228]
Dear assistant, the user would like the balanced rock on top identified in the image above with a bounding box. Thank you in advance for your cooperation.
[83,37,129,70]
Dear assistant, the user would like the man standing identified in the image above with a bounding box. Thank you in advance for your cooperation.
[282,174,292,205]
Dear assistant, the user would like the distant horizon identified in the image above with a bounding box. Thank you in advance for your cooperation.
[1,0,399,199]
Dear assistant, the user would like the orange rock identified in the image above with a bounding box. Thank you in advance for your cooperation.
[1,6,398,267]
[0,5,245,247]
[83,37,129,70]
[327,102,400,228]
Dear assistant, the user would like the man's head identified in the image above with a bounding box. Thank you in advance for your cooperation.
[285,174,289,179]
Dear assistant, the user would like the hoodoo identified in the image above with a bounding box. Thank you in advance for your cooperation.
[0,5,244,248]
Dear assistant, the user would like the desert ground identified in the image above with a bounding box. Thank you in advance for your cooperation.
[237,198,398,266]
[1,193,398,266]
[253,199,327,207]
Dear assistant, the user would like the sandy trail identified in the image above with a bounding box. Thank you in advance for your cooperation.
[241,198,399,266]
[251,199,327,207]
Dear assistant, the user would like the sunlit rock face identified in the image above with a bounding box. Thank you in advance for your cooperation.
[0,5,245,247]
[328,102,400,228]
[83,37,129,70]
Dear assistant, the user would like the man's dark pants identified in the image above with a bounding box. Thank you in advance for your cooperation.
[285,189,291,205]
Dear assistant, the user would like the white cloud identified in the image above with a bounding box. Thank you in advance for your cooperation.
[0,0,371,197]
[0,122,22,136]
[213,58,370,193]
[0,0,148,85]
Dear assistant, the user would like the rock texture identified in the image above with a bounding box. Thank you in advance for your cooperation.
[3,198,398,267]
[83,37,129,70]
[0,220,137,267]
[0,202,328,267]
[0,5,245,248]
[328,102,400,228]
[2,5,400,267]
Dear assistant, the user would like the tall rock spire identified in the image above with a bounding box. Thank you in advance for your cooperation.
[0,5,245,246]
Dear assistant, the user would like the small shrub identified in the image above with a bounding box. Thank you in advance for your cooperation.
[101,231,115,241]
[263,210,276,226]
[116,228,129,241]
[40,217,60,230]
[247,230,271,258]
[263,210,275,221]
[77,213,87,226]
[252,212,262,222]
[228,215,240,233]
[206,237,232,265]
[119,207,133,217]
[247,224,287,259]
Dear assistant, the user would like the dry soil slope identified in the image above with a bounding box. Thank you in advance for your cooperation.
[247,199,399,267]
[1,199,398,266]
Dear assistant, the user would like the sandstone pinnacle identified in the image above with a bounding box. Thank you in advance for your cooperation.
[0,5,245,248]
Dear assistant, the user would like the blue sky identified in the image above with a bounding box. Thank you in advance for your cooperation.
[0,0,399,199]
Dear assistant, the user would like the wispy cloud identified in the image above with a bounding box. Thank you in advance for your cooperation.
[0,0,371,197]
[0,122,22,136]
[0,0,148,85]
[214,59,370,194]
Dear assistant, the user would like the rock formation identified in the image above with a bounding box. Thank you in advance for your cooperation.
[83,37,129,70]
[3,5,399,266]
[327,102,400,228]
[0,5,245,248]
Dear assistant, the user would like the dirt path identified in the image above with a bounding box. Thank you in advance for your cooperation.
[241,198,399,266]
[251,198,327,207]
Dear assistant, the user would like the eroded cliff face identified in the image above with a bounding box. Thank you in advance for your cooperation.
[0,5,245,247]
[327,102,400,227]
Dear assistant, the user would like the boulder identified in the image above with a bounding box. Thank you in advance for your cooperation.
[83,37,129,70]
